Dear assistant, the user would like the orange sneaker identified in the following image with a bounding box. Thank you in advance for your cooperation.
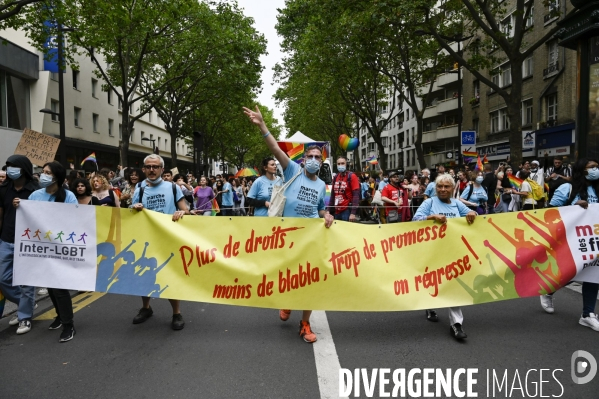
[299,320,317,343]
[279,309,291,321]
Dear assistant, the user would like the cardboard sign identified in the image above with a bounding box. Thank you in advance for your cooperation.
[14,129,60,166]
[170,167,179,176]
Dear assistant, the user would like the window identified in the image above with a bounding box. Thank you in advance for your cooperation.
[406,109,409,120]
[118,97,122,110]
[501,109,511,131]
[411,128,415,145]
[548,0,559,12]
[406,131,409,146]
[130,128,134,142]
[548,41,559,68]
[165,139,168,150]
[523,56,534,78]
[522,100,533,125]
[158,137,161,149]
[381,102,388,114]
[490,111,500,133]
[72,70,79,90]
[92,113,98,132]
[491,72,500,90]
[50,72,58,81]
[91,79,97,97]
[50,99,59,122]
[148,110,153,123]
[141,131,146,144]
[0,71,29,129]
[107,88,113,104]
[74,107,81,127]
[368,142,376,152]
[501,15,514,38]
[501,64,511,87]
[473,80,480,97]
[525,3,534,28]
[108,119,114,136]
[547,94,557,121]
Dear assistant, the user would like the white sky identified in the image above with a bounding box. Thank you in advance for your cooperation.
[236,0,287,136]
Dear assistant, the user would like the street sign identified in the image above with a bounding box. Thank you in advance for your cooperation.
[461,131,476,146]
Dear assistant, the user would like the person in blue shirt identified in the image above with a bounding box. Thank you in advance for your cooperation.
[246,157,281,217]
[544,158,599,332]
[22,162,77,342]
[131,154,189,331]
[220,177,234,216]
[459,171,489,214]
[244,104,333,344]
[413,174,477,340]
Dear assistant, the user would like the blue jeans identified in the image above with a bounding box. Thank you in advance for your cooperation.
[582,282,599,316]
[221,205,233,216]
[0,240,35,320]
[333,209,350,221]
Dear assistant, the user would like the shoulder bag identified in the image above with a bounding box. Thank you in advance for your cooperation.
[268,168,302,217]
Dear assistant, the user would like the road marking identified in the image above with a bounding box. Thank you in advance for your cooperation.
[311,311,346,399]
[35,292,105,320]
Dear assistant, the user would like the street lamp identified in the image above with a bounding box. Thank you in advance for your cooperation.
[415,30,472,167]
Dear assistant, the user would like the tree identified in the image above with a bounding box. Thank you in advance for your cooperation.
[419,0,575,166]
[0,0,41,27]
[57,0,197,167]
[141,1,266,168]
[276,0,400,171]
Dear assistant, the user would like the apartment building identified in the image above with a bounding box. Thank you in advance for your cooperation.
[461,0,577,165]
[0,28,193,172]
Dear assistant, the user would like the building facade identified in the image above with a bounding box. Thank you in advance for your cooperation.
[0,28,194,172]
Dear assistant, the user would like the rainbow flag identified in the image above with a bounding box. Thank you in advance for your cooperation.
[483,154,488,164]
[211,198,220,216]
[368,159,379,165]
[325,184,332,206]
[81,152,97,166]
[475,155,483,171]
[462,150,477,164]
[508,175,523,190]
[287,144,304,164]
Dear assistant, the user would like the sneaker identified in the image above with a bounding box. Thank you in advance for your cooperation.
[38,288,48,295]
[579,313,599,332]
[132,307,153,324]
[171,313,185,330]
[540,294,554,314]
[48,317,62,330]
[59,325,76,343]
[450,323,467,340]
[16,320,32,335]
[34,303,38,310]
[426,310,438,322]
[280,309,291,321]
[8,315,19,326]
[299,320,317,343]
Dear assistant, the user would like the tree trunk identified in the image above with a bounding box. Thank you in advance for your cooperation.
[505,63,524,168]
[119,103,131,167]
[170,131,178,169]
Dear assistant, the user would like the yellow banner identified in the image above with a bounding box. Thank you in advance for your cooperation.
[14,202,599,310]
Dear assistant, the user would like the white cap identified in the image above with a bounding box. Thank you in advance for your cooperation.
[531,160,540,166]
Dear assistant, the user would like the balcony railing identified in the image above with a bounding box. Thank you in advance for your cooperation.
[543,62,559,78]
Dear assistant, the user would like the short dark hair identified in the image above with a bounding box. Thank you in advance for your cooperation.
[162,170,173,176]
[70,178,92,197]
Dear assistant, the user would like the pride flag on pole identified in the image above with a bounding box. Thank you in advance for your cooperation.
[81,152,97,166]
[462,150,477,164]
[211,198,220,216]
[475,155,483,171]
[287,144,304,163]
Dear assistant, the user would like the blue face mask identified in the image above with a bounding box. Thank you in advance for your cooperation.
[475,176,484,184]
[6,166,21,180]
[337,165,346,173]
[586,167,599,181]
[148,177,163,185]
[384,178,388,182]
[305,158,320,174]
[39,174,55,188]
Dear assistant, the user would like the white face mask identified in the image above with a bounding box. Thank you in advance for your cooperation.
[475,176,484,184]
[39,174,55,188]
[305,158,320,174]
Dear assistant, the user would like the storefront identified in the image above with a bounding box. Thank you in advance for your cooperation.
[535,122,575,161]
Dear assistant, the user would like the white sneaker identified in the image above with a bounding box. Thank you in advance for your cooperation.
[8,315,19,326]
[540,294,554,314]
[16,320,31,334]
[38,288,48,295]
[579,313,599,332]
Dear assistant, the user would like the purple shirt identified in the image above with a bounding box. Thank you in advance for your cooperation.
[194,186,215,212]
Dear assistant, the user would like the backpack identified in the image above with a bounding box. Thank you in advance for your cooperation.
[333,172,361,201]
[138,182,179,209]
[526,178,545,201]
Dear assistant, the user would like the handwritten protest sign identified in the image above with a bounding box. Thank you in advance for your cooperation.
[13,202,599,310]
[14,129,60,166]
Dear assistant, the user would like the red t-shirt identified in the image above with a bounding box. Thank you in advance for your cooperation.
[331,173,360,213]
[381,184,405,216]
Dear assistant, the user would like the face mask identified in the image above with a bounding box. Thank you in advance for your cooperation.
[384,178,388,182]
[6,167,21,180]
[147,177,163,185]
[475,176,484,184]
[39,174,55,188]
[531,167,538,172]
[305,158,320,174]
[586,167,599,181]
[337,165,346,173]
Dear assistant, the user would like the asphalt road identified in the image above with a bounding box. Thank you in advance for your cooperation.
[1,286,598,399]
